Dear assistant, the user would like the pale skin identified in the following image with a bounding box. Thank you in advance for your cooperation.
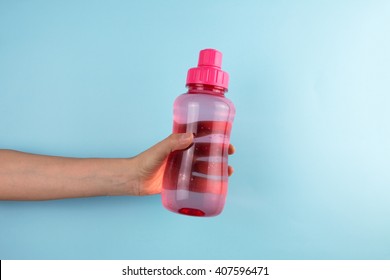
[0,133,235,200]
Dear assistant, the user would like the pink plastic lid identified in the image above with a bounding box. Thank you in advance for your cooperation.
[186,49,229,90]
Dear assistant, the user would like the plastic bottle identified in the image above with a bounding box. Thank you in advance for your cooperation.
[162,49,236,217]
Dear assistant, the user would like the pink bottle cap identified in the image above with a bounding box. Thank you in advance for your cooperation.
[186,49,229,90]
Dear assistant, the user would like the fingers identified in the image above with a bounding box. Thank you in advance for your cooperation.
[228,144,235,155]
[228,165,234,176]
[228,144,235,176]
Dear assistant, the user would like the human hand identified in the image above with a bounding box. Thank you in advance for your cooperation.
[133,133,235,196]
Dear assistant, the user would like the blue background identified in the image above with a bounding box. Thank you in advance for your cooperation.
[1,0,389,259]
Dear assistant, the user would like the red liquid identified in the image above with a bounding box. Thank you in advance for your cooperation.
[162,120,232,217]
[179,208,205,217]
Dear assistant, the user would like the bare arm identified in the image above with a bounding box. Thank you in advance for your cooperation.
[0,150,138,200]
[0,133,195,200]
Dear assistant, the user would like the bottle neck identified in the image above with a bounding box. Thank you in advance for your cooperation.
[186,83,227,96]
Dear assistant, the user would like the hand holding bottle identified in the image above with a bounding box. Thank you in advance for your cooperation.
[134,133,235,196]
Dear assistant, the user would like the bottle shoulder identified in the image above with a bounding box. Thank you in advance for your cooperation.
[173,93,235,123]
[174,93,235,110]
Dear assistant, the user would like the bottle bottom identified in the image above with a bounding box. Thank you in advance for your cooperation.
[162,189,226,217]
[178,208,205,217]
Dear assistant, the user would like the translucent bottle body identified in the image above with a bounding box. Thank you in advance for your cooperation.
[162,86,235,217]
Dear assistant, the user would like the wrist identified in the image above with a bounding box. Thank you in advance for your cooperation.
[105,157,140,196]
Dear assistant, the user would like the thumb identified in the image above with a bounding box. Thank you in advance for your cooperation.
[137,133,194,167]
[153,133,194,159]
[173,132,194,151]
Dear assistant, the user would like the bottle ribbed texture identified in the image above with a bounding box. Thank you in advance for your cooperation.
[186,49,229,89]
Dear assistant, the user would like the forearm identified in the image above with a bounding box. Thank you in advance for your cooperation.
[0,150,139,200]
